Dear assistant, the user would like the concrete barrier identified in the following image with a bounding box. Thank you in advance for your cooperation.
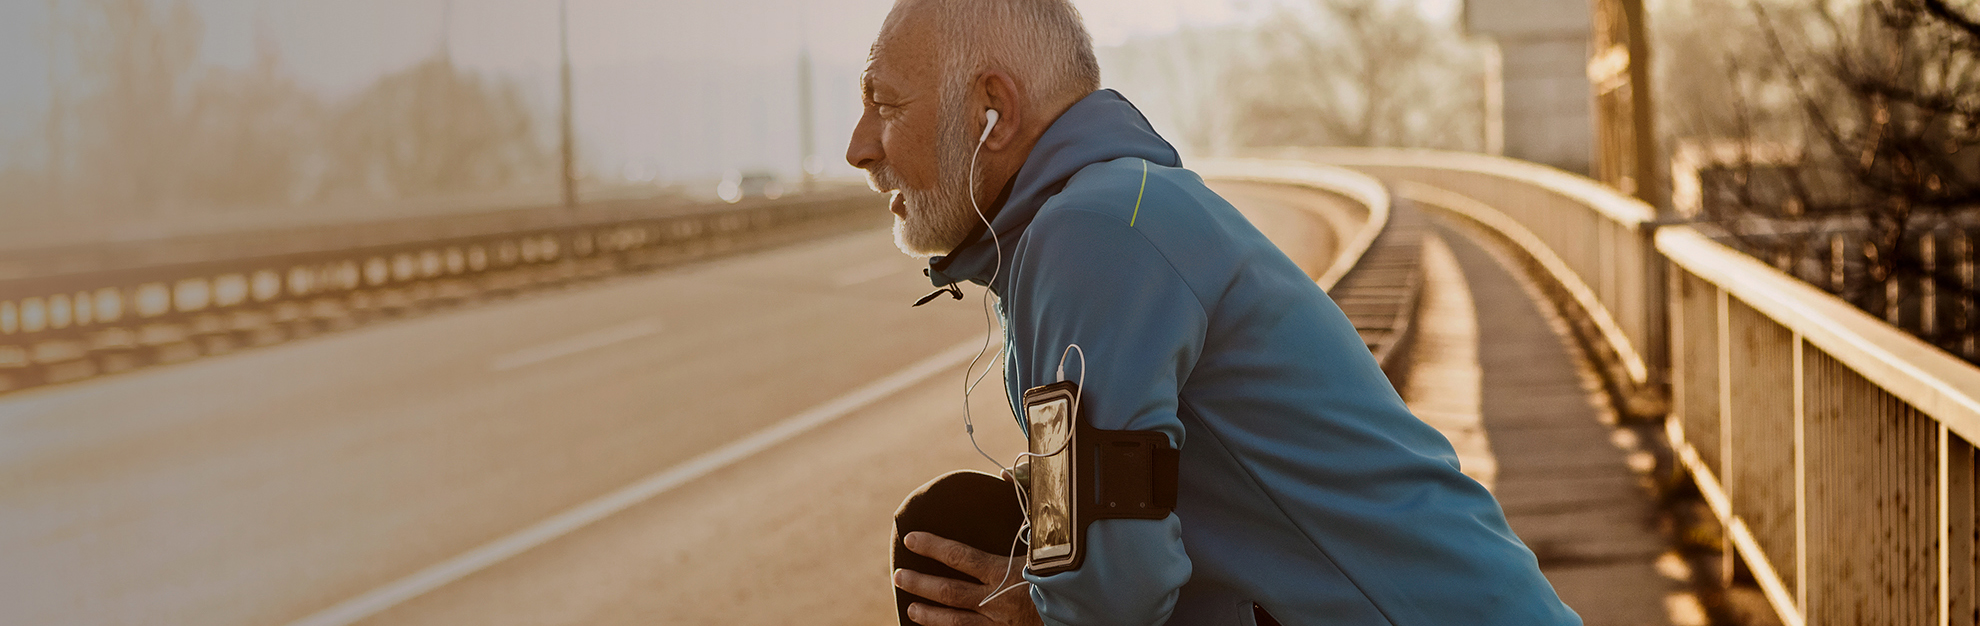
[0,191,884,392]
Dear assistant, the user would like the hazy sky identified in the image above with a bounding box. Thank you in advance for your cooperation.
[0,0,1458,182]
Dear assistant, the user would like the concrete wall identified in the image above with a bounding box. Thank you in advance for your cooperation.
[1465,0,1594,175]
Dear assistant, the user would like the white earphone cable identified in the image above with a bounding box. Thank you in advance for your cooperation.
[959,110,1006,472]
[977,343,1083,607]
[944,110,1091,607]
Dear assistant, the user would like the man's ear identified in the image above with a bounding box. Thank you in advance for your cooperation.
[978,70,1023,152]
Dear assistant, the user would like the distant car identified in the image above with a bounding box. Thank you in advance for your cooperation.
[717,171,784,203]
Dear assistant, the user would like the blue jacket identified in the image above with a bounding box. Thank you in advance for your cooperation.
[925,90,1579,626]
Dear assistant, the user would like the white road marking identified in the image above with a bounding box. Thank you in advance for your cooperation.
[831,259,905,287]
[285,335,990,626]
[488,319,662,372]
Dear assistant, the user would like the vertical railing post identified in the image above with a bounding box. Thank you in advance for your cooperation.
[1720,286,1736,583]
[1941,422,1952,626]
[1645,224,1671,396]
[1794,333,1807,616]
[1669,259,1688,463]
[1951,436,1976,626]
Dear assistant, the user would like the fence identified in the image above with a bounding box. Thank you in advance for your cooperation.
[1305,147,1979,626]
[0,191,881,393]
[1664,227,1979,626]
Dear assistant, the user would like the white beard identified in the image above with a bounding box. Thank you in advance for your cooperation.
[871,95,984,258]
[890,182,980,257]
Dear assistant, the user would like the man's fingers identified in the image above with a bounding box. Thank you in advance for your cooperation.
[903,531,1005,582]
[906,602,994,626]
[894,568,987,609]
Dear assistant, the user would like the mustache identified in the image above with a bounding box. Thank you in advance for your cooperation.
[866,162,905,194]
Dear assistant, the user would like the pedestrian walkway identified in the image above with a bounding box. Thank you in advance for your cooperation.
[1398,232,1495,490]
[1402,210,1696,626]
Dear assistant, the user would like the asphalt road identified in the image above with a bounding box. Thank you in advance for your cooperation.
[0,181,1357,626]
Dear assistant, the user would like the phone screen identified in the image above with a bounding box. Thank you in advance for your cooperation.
[1027,397,1074,562]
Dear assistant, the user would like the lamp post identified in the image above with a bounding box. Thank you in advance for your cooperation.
[796,0,817,194]
[1589,0,1660,209]
[45,0,65,215]
[559,0,577,210]
[440,0,452,62]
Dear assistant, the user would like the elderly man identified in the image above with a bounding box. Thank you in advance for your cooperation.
[847,1,1581,625]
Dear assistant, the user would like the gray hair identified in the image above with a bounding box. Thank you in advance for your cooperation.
[870,0,1100,257]
[920,0,1102,116]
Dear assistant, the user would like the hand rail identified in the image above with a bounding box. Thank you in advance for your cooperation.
[1276,146,1656,226]
[1658,224,1980,626]
[1393,181,1650,385]
[1293,147,1665,396]
[0,192,881,391]
[1287,146,1979,626]
[1660,227,1980,443]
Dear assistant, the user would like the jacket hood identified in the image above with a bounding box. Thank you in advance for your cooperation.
[925,89,1180,291]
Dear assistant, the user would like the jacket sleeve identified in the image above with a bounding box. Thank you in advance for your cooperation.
[1010,208,1202,626]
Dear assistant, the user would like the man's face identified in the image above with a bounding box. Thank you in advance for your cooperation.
[846,18,982,258]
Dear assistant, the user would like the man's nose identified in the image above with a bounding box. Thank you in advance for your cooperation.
[846,110,882,171]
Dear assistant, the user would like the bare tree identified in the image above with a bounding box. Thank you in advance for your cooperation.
[1758,0,1978,277]
[1225,0,1483,150]
[1098,25,1241,156]
[178,38,322,208]
[5,0,555,228]
[67,0,202,217]
[318,57,551,200]
[1679,0,1980,355]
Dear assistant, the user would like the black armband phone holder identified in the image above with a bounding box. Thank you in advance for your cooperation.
[1020,381,1180,576]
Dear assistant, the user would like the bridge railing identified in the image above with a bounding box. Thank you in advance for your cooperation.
[1306,147,1978,626]
[0,192,879,393]
[1662,227,1979,626]
[1288,148,1664,405]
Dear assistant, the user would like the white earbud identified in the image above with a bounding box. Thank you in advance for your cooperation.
[980,109,999,143]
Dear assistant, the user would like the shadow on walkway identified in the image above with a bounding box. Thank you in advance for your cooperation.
[1434,217,1687,626]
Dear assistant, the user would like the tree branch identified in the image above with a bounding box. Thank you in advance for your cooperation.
[1921,0,1980,41]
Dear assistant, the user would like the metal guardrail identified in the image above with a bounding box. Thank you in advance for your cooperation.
[1662,227,1979,626]
[0,192,882,393]
[1301,147,1978,626]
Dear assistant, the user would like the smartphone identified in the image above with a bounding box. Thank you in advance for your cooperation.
[1023,381,1080,574]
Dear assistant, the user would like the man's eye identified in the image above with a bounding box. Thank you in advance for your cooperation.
[875,103,899,116]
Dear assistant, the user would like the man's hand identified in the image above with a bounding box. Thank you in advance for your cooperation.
[893,531,1043,626]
